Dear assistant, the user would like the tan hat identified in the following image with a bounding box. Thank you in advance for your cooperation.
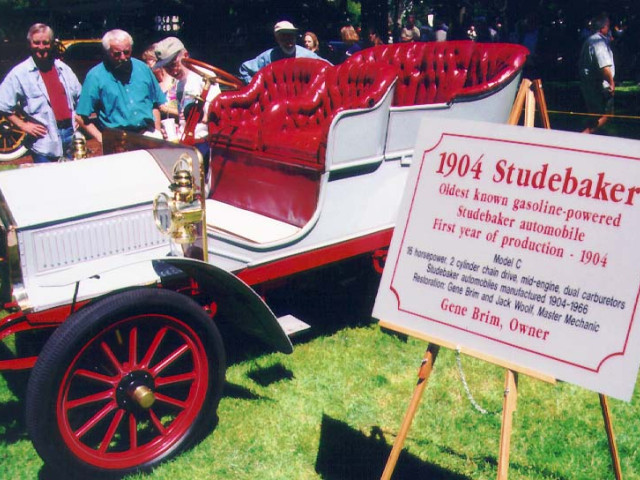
[274,20,298,34]
[154,37,185,69]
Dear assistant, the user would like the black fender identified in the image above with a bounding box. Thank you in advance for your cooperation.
[61,257,293,354]
[41,256,293,354]
[155,257,293,354]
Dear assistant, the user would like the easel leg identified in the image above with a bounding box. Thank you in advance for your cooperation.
[599,394,623,480]
[507,79,532,125]
[508,78,552,130]
[381,343,440,480]
[532,79,551,129]
[524,89,536,127]
[496,370,518,480]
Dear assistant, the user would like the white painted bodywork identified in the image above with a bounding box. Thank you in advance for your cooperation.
[384,73,522,161]
[0,153,173,311]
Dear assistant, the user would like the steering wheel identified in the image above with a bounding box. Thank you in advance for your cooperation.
[181,58,243,90]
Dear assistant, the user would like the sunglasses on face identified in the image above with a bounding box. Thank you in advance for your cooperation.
[111,49,131,57]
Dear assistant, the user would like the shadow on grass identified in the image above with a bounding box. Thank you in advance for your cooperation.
[316,415,573,480]
[37,465,59,480]
[223,380,265,400]
[266,255,382,338]
[247,363,294,387]
[223,363,293,403]
[222,255,382,366]
[0,399,27,443]
[315,415,470,480]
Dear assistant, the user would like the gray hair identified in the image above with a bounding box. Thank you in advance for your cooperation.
[27,23,54,42]
[101,29,133,51]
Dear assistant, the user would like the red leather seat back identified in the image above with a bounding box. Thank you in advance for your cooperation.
[208,58,330,143]
[346,42,473,106]
[463,43,528,96]
[259,60,396,169]
[327,61,397,111]
[261,58,329,104]
[207,59,331,227]
[345,41,527,107]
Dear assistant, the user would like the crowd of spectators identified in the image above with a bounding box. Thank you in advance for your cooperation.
[0,9,638,163]
[0,23,229,162]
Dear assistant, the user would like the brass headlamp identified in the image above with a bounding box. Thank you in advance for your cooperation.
[153,154,203,244]
[71,132,88,160]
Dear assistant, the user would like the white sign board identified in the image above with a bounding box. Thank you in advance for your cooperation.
[373,118,640,401]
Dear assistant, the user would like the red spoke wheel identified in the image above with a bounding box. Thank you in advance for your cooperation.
[26,288,225,478]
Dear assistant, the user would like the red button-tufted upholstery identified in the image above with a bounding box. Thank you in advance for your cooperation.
[208,58,330,150]
[345,41,527,107]
[207,59,397,228]
[345,42,472,106]
[261,61,397,165]
[463,44,528,97]
[205,43,526,232]
[207,58,332,228]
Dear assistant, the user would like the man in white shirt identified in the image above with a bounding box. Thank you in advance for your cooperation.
[578,13,615,134]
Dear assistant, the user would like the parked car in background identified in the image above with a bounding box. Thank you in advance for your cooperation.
[58,38,103,82]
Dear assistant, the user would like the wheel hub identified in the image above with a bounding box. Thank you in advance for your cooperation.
[116,371,155,410]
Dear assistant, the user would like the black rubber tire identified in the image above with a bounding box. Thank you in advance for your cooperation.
[26,288,226,479]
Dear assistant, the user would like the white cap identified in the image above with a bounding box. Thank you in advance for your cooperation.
[274,20,298,34]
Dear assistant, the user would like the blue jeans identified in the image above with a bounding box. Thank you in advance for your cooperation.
[31,126,74,163]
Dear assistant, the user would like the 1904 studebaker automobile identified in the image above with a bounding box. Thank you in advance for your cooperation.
[0,41,527,477]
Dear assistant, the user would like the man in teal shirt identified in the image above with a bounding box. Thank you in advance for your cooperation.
[77,29,165,143]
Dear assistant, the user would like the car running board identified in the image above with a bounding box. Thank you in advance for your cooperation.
[276,314,311,337]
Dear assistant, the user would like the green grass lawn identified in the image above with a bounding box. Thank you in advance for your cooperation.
[1,277,639,480]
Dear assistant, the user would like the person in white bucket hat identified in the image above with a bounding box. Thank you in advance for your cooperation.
[238,20,329,84]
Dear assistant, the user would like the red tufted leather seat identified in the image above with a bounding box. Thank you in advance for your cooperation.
[208,58,330,151]
[206,58,398,229]
[260,61,397,165]
[204,44,526,232]
[462,44,528,97]
[345,41,527,107]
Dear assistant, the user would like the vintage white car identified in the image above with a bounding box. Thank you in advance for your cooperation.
[0,41,527,477]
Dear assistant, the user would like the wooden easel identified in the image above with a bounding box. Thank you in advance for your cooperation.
[380,78,624,480]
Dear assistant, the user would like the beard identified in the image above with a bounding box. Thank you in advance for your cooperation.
[32,50,53,70]
[111,59,133,83]
[114,59,133,73]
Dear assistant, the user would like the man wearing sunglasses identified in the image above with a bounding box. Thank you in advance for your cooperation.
[76,29,166,143]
